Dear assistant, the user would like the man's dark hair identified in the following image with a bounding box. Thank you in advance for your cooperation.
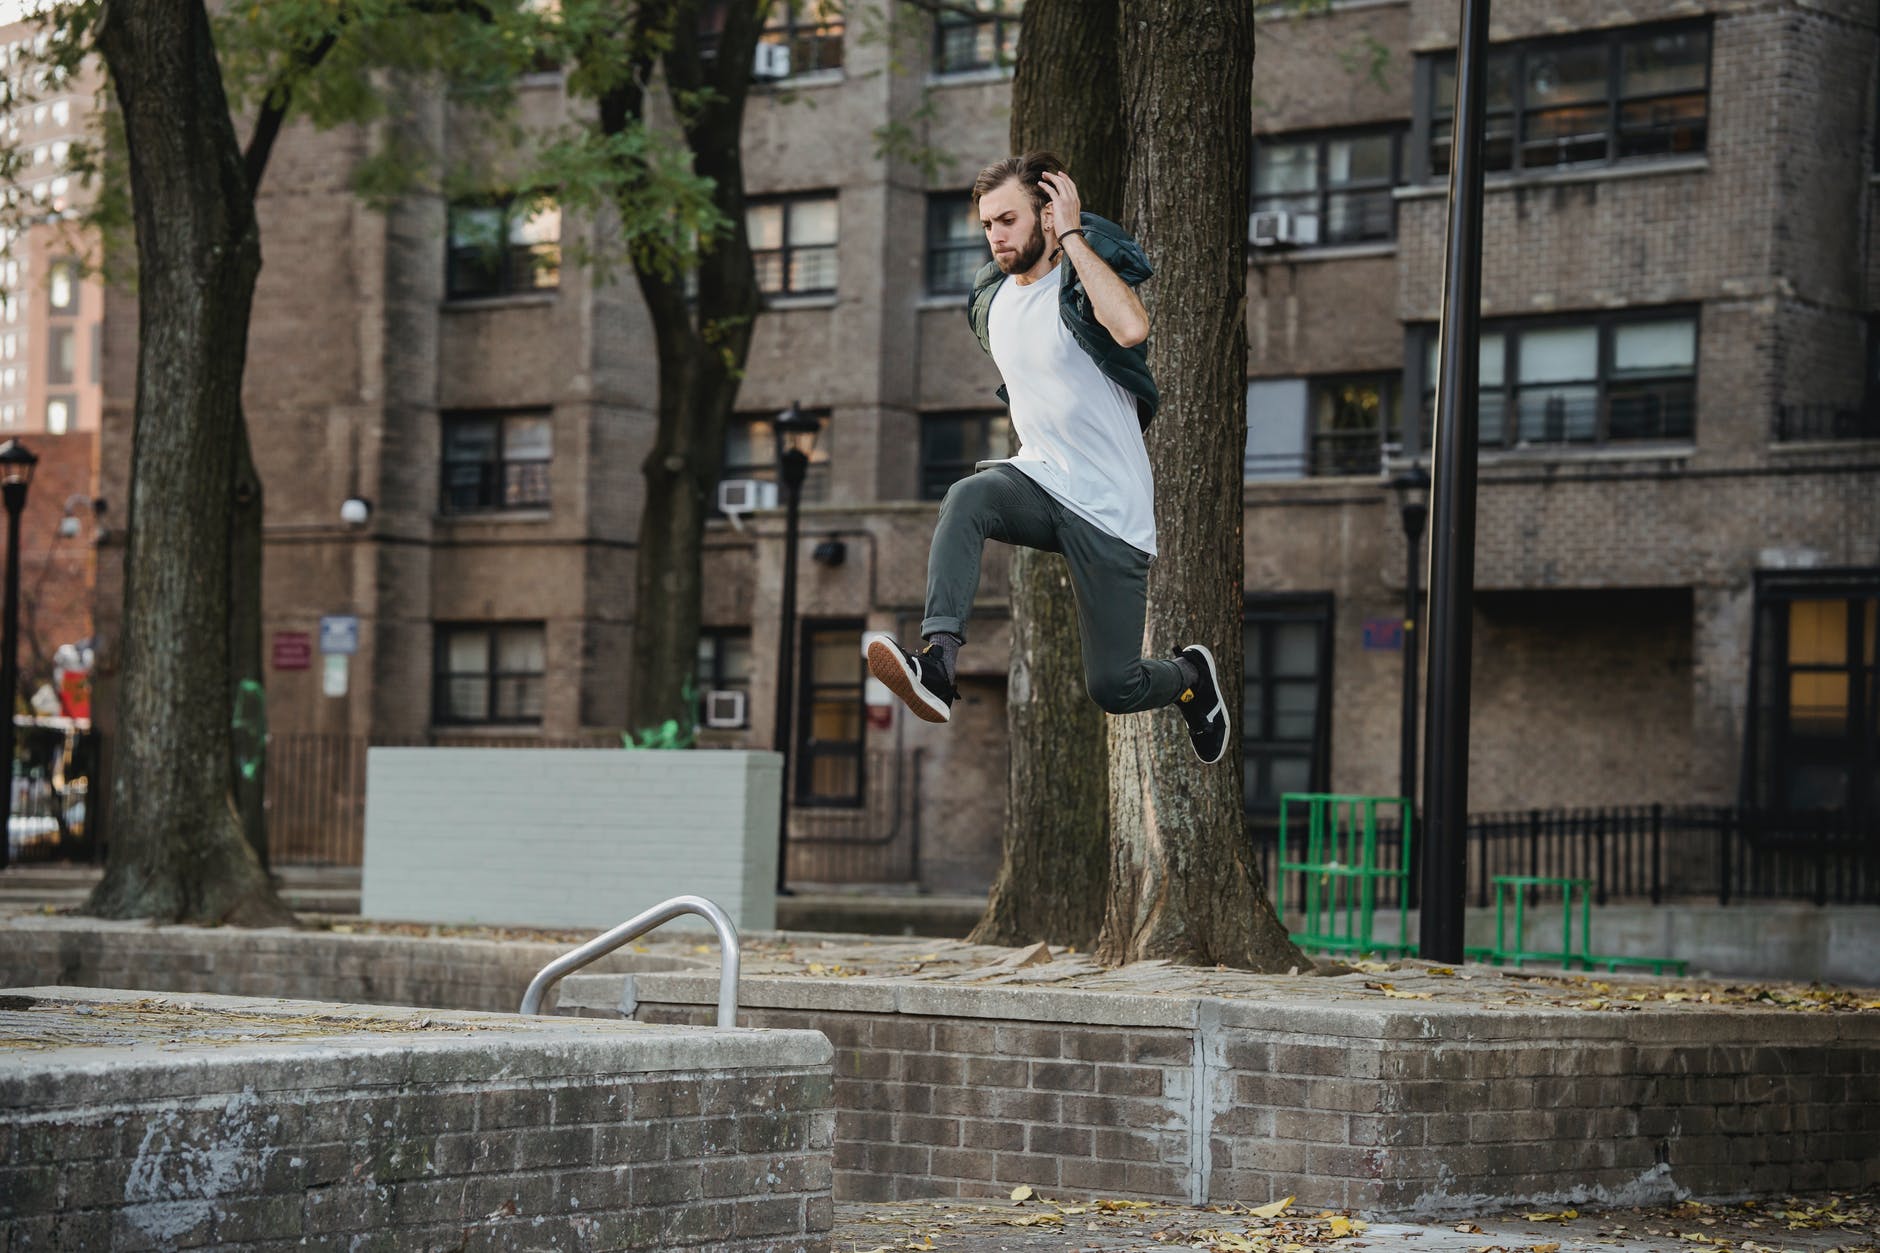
[971,151,1065,210]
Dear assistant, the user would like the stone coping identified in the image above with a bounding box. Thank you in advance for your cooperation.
[0,985,832,1106]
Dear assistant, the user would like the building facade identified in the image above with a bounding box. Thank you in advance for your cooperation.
[86,0,1880,886]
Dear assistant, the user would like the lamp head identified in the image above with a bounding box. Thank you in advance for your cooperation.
[0,438,37,490]
[340,496,372,527]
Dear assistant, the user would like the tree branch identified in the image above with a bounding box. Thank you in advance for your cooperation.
[242,28,341,195]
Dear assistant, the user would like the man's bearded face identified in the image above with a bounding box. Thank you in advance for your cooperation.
[996,208,1048,274]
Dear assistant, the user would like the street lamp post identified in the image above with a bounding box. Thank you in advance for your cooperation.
[0,440,38,872]
[1419,0,1493,964]
[770,402,820,896]
[1392,466,1430,808]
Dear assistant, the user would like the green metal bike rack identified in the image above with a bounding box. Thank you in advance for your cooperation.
[1276,793,1414,959]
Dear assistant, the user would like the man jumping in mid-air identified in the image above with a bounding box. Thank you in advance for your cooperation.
[864,151,1230,765]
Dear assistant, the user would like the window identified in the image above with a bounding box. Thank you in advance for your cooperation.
[434,623,547,725]
[1243,597,1333,815]
[1,334,13,359]
[441,410,553,513]
[446,198,561,300]
[45,396,70,434]
[1424,23,1709,179]
[47,258,76,314]
[1745,572,1878,821]
[926,193,984,296]
[45,324,72,385]
[1245,375,1405,479]
[696,630,753,728]
[1252,128,1402,246]
[919,411,1013,499]
[796,621,864,806]
[748,194,837,297]
[760,1,844,78]
[49,99,66,126]
[721,409,831,505]
[933,0,1020,75]
[1408,310,1696,450]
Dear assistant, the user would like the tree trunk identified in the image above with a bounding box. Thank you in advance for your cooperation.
[970,0,1125,949]
[1096,0,1303,970]
[85,0,290,926]
[618,1,765,739]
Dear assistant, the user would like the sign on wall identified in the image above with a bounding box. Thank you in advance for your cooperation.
[272,632,312,670]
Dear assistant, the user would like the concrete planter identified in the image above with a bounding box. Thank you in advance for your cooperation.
[361,748,781,932]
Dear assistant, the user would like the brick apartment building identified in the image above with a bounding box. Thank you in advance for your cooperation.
[84,0,1880,886]
[0,13,105,700]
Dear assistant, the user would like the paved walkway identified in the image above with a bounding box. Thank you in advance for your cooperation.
[832,1192,1878,1253]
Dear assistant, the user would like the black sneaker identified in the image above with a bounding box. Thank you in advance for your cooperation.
[864,633,956,724]
[1173,643,1229,765]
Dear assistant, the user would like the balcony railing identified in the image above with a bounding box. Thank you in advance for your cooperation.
[1773,401,1880,443]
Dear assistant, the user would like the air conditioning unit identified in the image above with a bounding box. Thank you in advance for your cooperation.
[717,478,779,515]
[1249,210,1319,249]
[704,688,748,729]
[753,42,792,80]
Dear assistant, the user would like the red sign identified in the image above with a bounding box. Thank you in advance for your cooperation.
[272,631,313,670]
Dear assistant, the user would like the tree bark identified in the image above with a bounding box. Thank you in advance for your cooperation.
[615,1,765,738]
[970,0,1124,950]
[85,0,290,926]
[1096,0,1303,970]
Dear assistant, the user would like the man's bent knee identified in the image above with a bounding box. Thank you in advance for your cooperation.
[1086,672,1139,716]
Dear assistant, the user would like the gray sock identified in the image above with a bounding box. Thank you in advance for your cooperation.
[1176,652,1201,691]
[924,631,962,685]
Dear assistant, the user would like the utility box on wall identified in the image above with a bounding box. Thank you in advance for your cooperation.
[361,748,782,931]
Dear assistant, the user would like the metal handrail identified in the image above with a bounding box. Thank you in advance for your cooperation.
[518,894,741,1026]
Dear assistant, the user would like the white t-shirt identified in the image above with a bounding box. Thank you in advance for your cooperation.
[985,265,1158,558]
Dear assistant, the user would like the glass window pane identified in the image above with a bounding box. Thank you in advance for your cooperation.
[746,203,784,250]
[811,700,861,741]
[922,415,971,464]
[1270,755,1312,795]
[808,754,858,797]
[446,676,488,720]
[1273,622,1317,677]
[1246,379,1309,480]
[931,195,979,244]
[1521,103,1609,166]
[493,675,544,721]
[446,631,489,673]
[1273,683,1318,741]
[787,198,838,246]
[510,202,560,246]
[722,635,753,683]
[1325,189,1392,243]
[1254,143,1316,196]
[811,631,862,682]
[450,205,504,250]
[503,414,553,460]
[1789,600,1848,667]
[1617,95,1706,158]
[1613,319,1695,374]
[1517,326,1598,383]
[496,626,545,673]
[1424,332,1504,387]
[1789,672,1848,734]
[788,246,837,292]
[1327,134,1392,185]
[445,418,498,462]
[1622,29,1707,97]
[1516,384,1599,442]
[1526,41,1607,107]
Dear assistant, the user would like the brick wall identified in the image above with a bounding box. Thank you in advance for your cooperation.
[582,972,1880,1218]
[1,987,834,1252]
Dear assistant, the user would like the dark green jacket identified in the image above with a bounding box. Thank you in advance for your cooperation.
[966,211,1160,430]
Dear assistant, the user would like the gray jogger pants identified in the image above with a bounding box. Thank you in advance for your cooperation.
[920,465,1187,715]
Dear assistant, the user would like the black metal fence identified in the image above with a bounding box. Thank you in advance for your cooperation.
[1249,803,1880,910]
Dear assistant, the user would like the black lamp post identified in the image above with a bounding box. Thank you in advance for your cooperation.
[1391,465,1430,808]
[770,401,820,896]
[0,439,38,872]
[1418,0,1492,964]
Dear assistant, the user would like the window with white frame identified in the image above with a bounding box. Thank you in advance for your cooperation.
[747,194,837,297]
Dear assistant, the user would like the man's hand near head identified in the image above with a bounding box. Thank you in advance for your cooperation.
[1041,169,1150,349]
